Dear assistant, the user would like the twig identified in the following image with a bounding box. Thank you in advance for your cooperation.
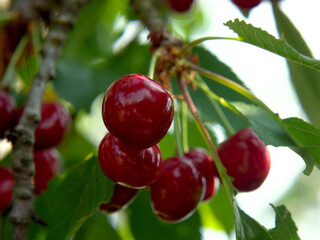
[8,1,91,239]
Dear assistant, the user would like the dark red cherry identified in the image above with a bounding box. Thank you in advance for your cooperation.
[184,148,219,201]
[33,148,61,194]
[150,156,205,222]
[98,133,162,189]
[102,74,174,149]
[35,102,71,149]
[99,183,139,213]
[18,102,70,149]
[217,128,270,192]
[0,90,16,138]
[231,0,262,9]
[167,0,194,12]
[0,167,14,212]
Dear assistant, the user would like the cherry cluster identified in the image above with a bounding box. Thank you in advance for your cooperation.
[0,89,71,213]
[98,74,270,222]
[98,74,174,212]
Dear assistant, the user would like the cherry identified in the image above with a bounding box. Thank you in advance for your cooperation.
[33,148,61,195]
[167,0,194,13]
[0,90,16,138]
[231,0,262,9]
[217,128,270,192]
[98,133,162,189]
[184,148,219,201]
[150,156,205,222]
[0,167,14,213]
[99,183,139,213]
[102,74,174,149]
[18,102,71,149]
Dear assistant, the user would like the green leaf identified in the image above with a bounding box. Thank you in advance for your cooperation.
[55,41,151,111]
[272,2,320,127]
[234,204,300,240]
[128,190,202,240]
[234,203,272,240]
[231,102,294,147]
[199,185,234,234]
[230,103,315,175]
[28,156,114,240]
[283,117,320,172]
[269,205,300,240]
[74,212,121,240]
[224,19,320,72]
[189,47,250,131]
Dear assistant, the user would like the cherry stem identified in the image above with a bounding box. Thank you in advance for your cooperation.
[181,101,189,153]
[187,62,272,114]
[177,74,217,153]
[178,74,234,205]
[0,35,29,89]
[191,73,235,136]
[180,36,239,56]
[173,99,184,157]
[148,50,160,80]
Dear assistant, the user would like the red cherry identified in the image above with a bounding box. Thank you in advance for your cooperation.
[150,156,205,222]
[33,148,61,195]
[231,0,262,9]
[98,133,162,189]
[34,102,71,149]
[102,74,174,149]
[184,148,219,201]
[17,102,71,149]
[0,167,14,212]
[167,0,194,12]
[217,128,270,192]
[99,183,139,213]
[0,90,16,138]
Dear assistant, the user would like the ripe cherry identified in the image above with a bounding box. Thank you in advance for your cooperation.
[167,0,194,13]
[35,102,71,149]
[33,148,61,195]
[184,148,219,201]
[102,74,174,149]
[18,102,71,149]
[99,183,139,213]
[217,128,270,192]
[98,133,162,189]
[150,156,205,222]
[0,90,16,138]
[0,167,14,213]
[231,0,262,9]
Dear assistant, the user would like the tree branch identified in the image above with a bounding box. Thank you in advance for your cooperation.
[8,1,91,239]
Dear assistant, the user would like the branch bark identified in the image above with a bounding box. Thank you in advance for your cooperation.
[8,1,91,239]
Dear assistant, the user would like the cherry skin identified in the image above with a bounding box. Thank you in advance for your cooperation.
[0,90,16,138]
[98,133,162,189]
[34,102,71,149]
[33,148,61,195]
[99,183,139,213]
[231,0,262,9]
[167,0,194,13]
[102,74,174,149]
[184,148,219,201]
[17,102,71,149]
[217,128,270,192]
[0,167,15,213]
[150,156,205,223]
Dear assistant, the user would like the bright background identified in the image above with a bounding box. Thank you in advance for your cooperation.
[190,0,320,239]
